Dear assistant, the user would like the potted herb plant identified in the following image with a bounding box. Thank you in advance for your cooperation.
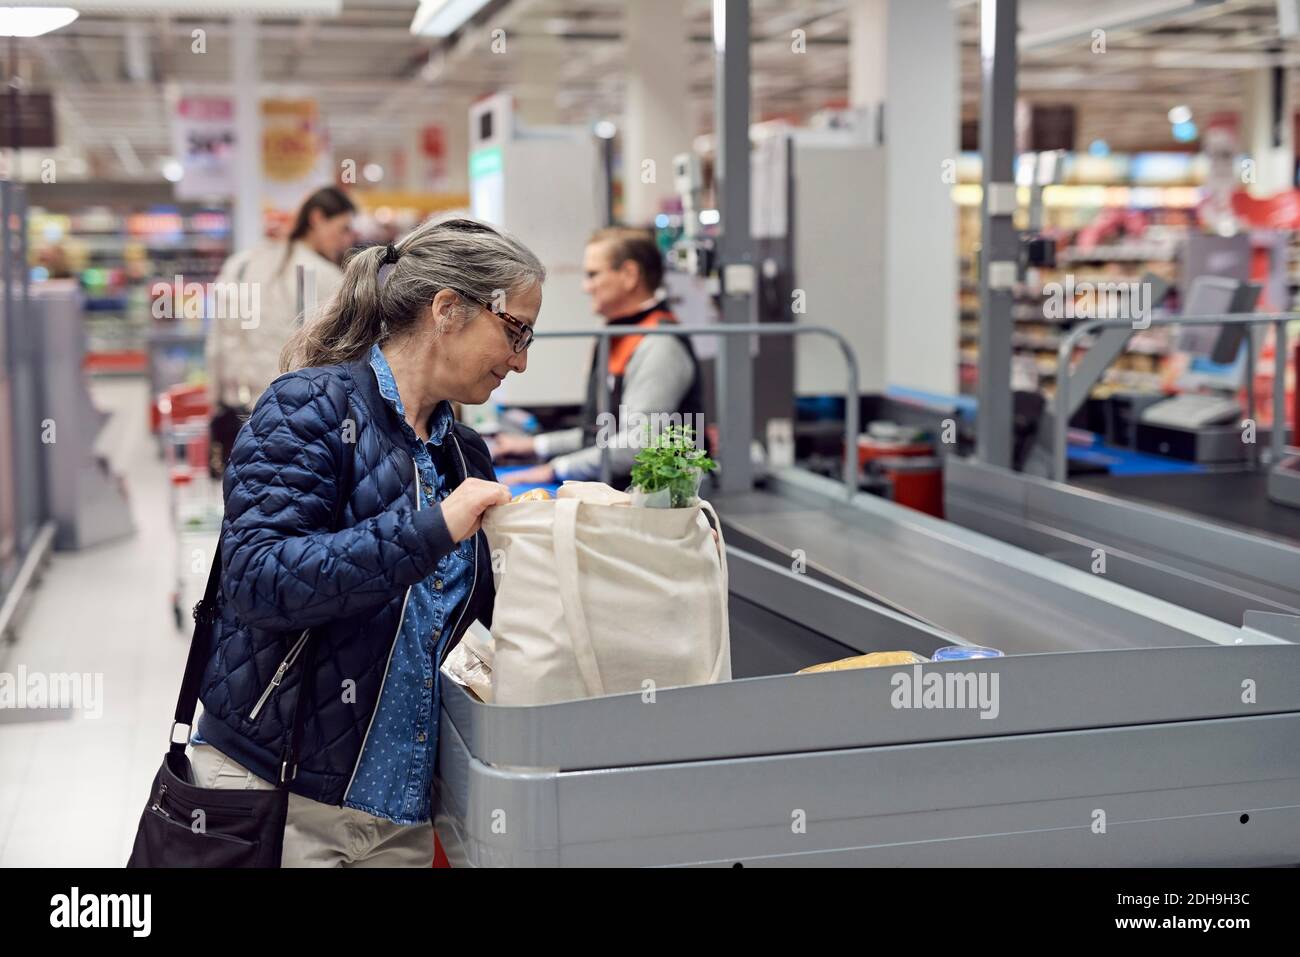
[628,425,718,508]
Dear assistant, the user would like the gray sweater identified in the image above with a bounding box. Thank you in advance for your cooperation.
[534,334,698,481]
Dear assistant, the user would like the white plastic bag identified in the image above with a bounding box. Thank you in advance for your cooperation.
[440,620,495,702]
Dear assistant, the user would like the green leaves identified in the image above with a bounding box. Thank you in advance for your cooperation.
[629,425,717,508]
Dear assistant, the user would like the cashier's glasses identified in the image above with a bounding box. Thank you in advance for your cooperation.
[457,290,534,354]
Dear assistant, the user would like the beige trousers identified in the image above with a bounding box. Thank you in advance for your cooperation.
[188,743,435,868]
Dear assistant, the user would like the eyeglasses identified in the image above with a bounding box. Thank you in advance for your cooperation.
[460,292,533,354]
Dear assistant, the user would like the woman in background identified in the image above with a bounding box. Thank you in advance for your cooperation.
[205,186,357,470]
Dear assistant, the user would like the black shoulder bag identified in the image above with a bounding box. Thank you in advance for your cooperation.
[127,425,352,868]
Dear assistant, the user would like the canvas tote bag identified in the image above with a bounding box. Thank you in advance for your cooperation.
[481,491,730,706]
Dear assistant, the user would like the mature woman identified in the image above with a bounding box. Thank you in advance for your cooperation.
[186,216,544,866]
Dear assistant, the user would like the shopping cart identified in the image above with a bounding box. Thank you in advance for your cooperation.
[158,386,222,631]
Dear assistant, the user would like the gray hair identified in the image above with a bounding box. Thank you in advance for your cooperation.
[281,215,546,371]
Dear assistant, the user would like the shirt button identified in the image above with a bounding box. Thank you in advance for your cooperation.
[416,732,426,743]
[434,579,443,590]
[432,628,441,641]
[425,677,433,689]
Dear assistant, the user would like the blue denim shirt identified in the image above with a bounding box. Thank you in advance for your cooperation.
[337,344,476,825]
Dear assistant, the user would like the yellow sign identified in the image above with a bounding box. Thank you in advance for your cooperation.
[261,99,321,183]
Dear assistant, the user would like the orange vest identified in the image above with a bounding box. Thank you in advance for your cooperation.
[607,308,677,376]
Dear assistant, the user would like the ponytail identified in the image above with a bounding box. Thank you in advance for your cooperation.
[280,215,545,372]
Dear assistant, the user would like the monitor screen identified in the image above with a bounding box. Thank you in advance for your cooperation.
[1177,276,1257,392]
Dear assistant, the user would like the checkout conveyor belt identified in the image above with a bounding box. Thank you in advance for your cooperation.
[714,470,1253,655]
[1075,470,1300,546]
[945,455,1300,626]
[433,467,1300,867]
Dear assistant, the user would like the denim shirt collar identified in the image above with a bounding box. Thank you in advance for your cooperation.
[368,343,455,447]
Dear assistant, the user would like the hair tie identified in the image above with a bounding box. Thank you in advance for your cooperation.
[381,243,400,266]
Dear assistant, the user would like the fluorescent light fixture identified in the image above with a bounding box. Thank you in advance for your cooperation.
[980,0,998,60]
[1167,105,1192,125]
[161,159,183,183]
[65,1,339,12]
[699,209,720,226]
[712,0,725,53]
[1019,0,1225,51]
[0,6,79,37]
[411,0,493,38]
[593,120,617,140]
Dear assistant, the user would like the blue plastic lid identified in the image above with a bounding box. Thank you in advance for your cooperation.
[931,645,1004,660]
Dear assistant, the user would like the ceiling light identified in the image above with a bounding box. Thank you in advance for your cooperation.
[362,162,383,183]
[0,6,78,37]
[410,0,493,38]
[161,158,183,182]
[1167,105,1192,125]
[593,120,617,140]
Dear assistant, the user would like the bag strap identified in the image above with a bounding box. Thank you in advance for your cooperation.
[550,498,606,697]
[698,499,732,684]
[170,399,354,786]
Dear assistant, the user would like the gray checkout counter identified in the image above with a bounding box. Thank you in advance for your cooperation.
[434,468,1300,867]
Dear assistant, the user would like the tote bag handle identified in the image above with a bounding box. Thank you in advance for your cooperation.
[550,497,731,697]
[550,498,607,698]
[698,499,731,684]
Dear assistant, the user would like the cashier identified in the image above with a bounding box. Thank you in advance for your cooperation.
[493,227,704,486]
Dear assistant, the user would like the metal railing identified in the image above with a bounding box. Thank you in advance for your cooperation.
[1054,312,1293,481]
[530,323,861,500]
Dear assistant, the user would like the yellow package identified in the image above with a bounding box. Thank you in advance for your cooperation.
[798,651,927,674]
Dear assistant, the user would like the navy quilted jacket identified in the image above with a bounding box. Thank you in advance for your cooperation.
[195,357,497,806]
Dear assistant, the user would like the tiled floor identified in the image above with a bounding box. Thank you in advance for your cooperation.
[0,377,212,866]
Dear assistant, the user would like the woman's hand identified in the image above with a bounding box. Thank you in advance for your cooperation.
[488,433,537,460]
[440,478,512,541]
[504,463,555,485]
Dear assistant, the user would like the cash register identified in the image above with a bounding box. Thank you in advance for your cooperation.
[1137,276,1260,462]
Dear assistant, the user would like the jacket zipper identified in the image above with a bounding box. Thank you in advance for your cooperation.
[343,434,482,799]
[343,454,420,799]
[438,432,479,669]
[247,629,310,721]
